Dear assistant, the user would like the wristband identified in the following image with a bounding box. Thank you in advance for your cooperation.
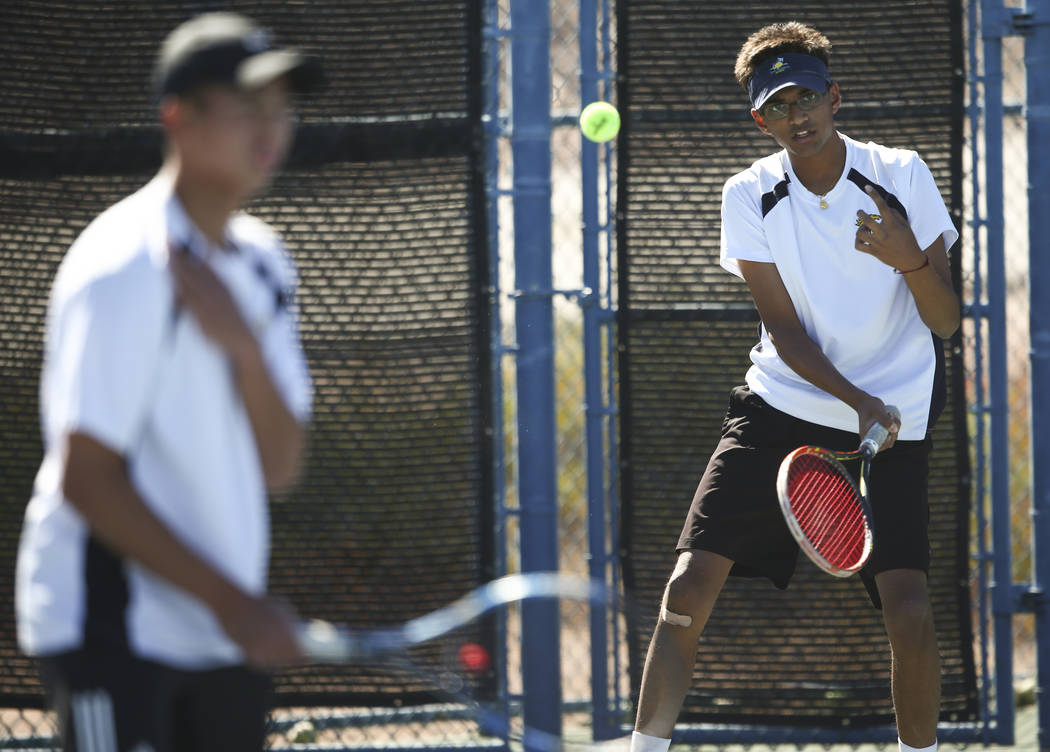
[894,256,930,274]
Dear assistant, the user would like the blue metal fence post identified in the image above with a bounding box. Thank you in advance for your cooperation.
[578,0,618,740]
[510,0,561,746]
[1024,2,1050,744]
[482,0,512,730]
[980,0,1016,740]
[966,0,994,739]
[599,0,623,731]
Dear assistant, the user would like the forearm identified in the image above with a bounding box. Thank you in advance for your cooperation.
[63,435,246,614]
[901,263,960,339]
[63,431,302,665]
[768,327,869,412]
[231,339,305,491]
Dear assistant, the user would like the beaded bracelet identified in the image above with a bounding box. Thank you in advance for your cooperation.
[894,256,930,274]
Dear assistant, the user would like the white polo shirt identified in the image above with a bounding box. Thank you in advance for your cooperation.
[720,134,958,440]
[16,172,312,668]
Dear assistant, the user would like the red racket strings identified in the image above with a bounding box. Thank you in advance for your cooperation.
[786,453,866,569]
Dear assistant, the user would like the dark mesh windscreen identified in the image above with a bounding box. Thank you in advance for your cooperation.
[0,2,474,131]
[0,1,490,708]
[617,1,978,726]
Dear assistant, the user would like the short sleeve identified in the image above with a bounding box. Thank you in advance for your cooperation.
[908,157,959,254]
[720,177,774,279]
[47,274,169,454]
[257,274,312,424]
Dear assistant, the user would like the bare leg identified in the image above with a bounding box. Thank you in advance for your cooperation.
[876,569,941,747]
[633,550,734,738]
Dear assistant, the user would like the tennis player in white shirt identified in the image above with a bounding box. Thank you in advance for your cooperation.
[16,12,320,752]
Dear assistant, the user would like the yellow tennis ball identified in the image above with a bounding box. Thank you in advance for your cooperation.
[579,101,620,143]
[288,720,316,744]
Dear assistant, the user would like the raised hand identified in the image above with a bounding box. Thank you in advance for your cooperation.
[170,244,257,364]
[855,184,927,274]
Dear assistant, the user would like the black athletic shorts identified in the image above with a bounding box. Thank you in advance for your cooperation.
[677,384,932,609]
[39,644,270,752]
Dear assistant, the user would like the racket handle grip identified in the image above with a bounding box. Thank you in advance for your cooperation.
[860,405,901,456]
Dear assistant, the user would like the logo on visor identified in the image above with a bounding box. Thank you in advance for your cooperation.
[245,29,272,53]
[770,57,790,75]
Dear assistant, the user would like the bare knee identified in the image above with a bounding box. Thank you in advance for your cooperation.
[878,571,936,649]
[886,596,935,644]
[661,551,731,630]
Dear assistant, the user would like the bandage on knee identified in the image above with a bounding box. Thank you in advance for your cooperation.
[660,606,692,627]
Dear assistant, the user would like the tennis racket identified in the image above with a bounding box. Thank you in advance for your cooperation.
[776,406,901,577]
[297,573,608,661]
[295,573,630,752]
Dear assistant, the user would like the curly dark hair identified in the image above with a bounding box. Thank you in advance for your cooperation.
[734,22,833,92]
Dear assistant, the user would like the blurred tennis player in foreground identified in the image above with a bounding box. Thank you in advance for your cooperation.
[629,22,960,752]
[16,12,320,751]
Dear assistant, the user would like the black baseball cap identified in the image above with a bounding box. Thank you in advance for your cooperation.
[154,12,323,99]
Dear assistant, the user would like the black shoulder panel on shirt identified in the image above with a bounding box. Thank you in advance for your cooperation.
[760,176,791,218]
[230,240,291,313]
[251,258,290,312]
[847,169,908,220]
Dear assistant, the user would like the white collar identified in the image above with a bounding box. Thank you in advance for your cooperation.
[158,174,239,259]
[780,133,854,209]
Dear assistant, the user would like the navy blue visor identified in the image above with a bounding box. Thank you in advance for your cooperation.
[748,52,831,110]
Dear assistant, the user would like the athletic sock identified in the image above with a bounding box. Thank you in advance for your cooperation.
[899,738,937,752]
[630,731,672,752]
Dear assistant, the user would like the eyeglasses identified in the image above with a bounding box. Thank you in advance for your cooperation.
[759,88,828,121]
